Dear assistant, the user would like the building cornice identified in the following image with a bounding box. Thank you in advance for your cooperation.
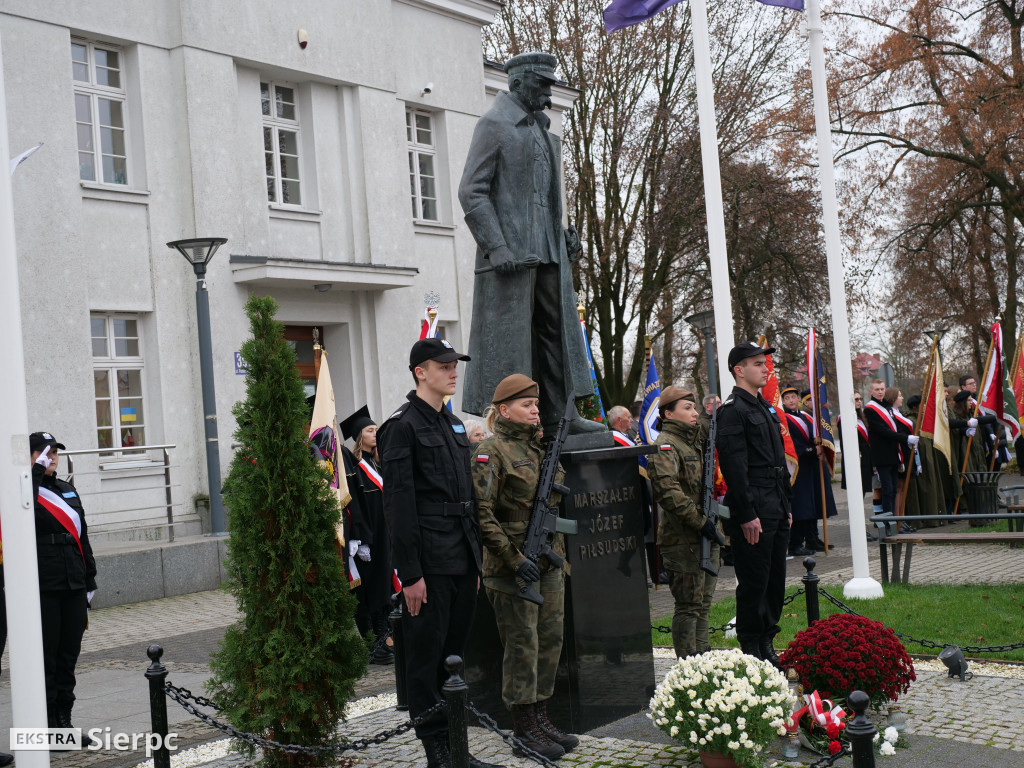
[394,0,503,26]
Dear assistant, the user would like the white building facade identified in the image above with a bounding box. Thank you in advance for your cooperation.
[3,0,576,551]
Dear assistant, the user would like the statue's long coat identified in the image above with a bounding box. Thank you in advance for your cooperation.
[458,91,591,417]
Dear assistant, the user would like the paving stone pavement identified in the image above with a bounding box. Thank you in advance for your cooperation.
[4,481,1024,767]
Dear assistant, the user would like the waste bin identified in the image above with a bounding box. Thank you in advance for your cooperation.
[961,471,1000,525]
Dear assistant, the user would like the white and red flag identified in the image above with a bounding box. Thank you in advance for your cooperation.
[980,322,1022,441]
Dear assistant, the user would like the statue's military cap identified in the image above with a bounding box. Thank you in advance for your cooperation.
[505,52,558,82]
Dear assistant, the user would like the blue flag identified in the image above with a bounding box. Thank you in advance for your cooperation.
[638,356,661,468]
[579,315,607,422]
[604,0,802,33]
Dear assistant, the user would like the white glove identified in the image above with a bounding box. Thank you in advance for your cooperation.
[34,445,52,468]
[968,418,978,428]
[907,435,919,447]
[87,590,96,606]
[966,427,976,437]
[348,539,361,558]
[357,544,371,562]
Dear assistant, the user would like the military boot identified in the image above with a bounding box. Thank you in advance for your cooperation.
[738,638,762,660]
[759,637,782,670]
[57,707,101,748]
[0,750,13,766]
[369,614,395,665]
[535,699,579,753]
[511,704,565,760]
[422,733,452,768]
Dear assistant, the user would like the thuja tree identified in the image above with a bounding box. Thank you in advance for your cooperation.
[207,294,366,767]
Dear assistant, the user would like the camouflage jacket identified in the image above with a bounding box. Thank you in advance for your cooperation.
[471,416,566,579]
[648,419,704,548]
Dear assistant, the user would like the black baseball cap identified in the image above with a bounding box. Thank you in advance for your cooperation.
[727,342,775,370]
[409,338,471,370]
[30,432,66,452]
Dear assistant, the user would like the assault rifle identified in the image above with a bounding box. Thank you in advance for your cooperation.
[700,405,727,577]
[518,398,579,605]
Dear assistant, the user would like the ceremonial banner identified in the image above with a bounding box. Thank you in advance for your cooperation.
[420,306,439,340]
[308,352,355,586]
[917,337,952,470]
[1011,336,1024,440]
[980,322,1022,441]
[638,356,661,470]
[759,334,799,482]
[579,308,607,422]
[807,329,837,474]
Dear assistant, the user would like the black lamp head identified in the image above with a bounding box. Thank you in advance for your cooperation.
[167,237,228,277]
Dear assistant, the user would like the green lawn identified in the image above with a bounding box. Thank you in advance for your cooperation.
[653,583,1024,662]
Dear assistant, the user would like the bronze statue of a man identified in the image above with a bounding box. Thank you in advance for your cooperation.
[458,52,603,435]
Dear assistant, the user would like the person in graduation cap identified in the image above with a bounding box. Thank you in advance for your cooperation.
[341,405,395,665]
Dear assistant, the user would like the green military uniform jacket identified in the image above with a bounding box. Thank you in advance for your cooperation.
[472,416,567,582]
[648,419,704,548]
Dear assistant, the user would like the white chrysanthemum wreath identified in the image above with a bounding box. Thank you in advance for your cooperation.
[648,649,796,768]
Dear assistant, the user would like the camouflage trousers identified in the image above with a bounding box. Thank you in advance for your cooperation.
[662,542,718,659]
[484,570,565,708]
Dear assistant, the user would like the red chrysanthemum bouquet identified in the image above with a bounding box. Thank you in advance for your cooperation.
[779,614,916,710]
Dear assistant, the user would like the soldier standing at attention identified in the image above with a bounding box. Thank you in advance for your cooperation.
[647,386,720,660]
[377,338,503,768]
[715,344,792,668]
[472,374,577,761]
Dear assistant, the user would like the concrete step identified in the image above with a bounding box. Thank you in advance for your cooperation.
[91,534,228,609]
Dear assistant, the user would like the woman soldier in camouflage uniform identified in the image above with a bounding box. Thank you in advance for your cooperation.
[647,386,720,660]
[472,374,577,761]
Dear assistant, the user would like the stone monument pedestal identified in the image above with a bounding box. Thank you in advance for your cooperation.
[464,442,656,733]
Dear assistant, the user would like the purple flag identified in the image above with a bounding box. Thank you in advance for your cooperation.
[604,0,802,32]
[603,0,685,32]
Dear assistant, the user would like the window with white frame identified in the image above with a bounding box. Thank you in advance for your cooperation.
[262,81,302,205]
[91,314,146,450]
[72,40,129,185]
[406,108,438,221]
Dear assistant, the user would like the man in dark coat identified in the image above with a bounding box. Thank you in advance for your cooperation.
[458,51,602,435]
[781,387,836,556]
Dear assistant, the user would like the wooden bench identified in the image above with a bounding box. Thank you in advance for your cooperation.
[869,512,1024,584]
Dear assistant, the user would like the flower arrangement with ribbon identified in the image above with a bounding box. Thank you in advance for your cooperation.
[649,649,795,768]
[787,690,849,756]
[779,614,915,711]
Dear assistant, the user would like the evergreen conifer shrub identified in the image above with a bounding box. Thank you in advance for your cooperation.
[207,295,366,767]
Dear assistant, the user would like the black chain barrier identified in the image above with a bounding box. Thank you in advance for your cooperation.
[466,702,561,768]
[164,681,443,756]
[651,587,805,636]
[817,587,1024,654]
[805,745,850,768]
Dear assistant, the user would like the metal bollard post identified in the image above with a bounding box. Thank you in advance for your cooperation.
[802,556,820,626]
[845,690,877,768]
[145,644,171,768]
[390,592,409,711]
[442,655,470,768]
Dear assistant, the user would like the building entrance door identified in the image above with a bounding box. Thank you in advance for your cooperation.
[284,325,324,398]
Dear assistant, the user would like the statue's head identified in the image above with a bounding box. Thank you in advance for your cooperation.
[505,52,557,112]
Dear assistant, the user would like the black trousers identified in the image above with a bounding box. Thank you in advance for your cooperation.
[790,518,817,548]
[877,465,898,514]
[532,263,568,431]
[404,572,477,739]
[728,515,789,642]
[40,588,89,716]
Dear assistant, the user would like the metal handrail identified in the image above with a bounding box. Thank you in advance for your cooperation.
[64,444,180,542]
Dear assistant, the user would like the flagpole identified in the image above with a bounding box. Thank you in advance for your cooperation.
[805,0,880,597]
[644,336,662,590]
[954,333,994,514]
[0,27,51,766]
[689,0,736,389]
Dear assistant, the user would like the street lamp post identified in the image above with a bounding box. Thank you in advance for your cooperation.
[167,237,228,536]
[685,309,718,396]
[924,327,949,364]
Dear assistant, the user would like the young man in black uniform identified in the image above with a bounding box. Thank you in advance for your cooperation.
[377,339,503,768]
[715,344,792,668]
[30,432,99,741]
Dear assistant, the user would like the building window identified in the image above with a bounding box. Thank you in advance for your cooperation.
[262,81,302,205]
[72,40,129,185]
[91,314,146,450]
[406,108,438,221]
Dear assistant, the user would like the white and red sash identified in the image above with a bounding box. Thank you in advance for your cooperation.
[612,430,634,447]
[892,409,914,433]
[357,458,402,593]
[784,411,811,441]
[864,400,902,462]
[358,458,383,491]
[857,419,869,444]
[37,486,85,562]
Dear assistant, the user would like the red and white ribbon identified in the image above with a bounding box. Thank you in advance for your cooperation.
[806,691,848,729]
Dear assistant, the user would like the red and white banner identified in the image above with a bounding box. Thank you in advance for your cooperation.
[980,322,1021,441]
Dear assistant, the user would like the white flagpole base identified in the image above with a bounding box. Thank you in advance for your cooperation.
[842,577,884,600]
